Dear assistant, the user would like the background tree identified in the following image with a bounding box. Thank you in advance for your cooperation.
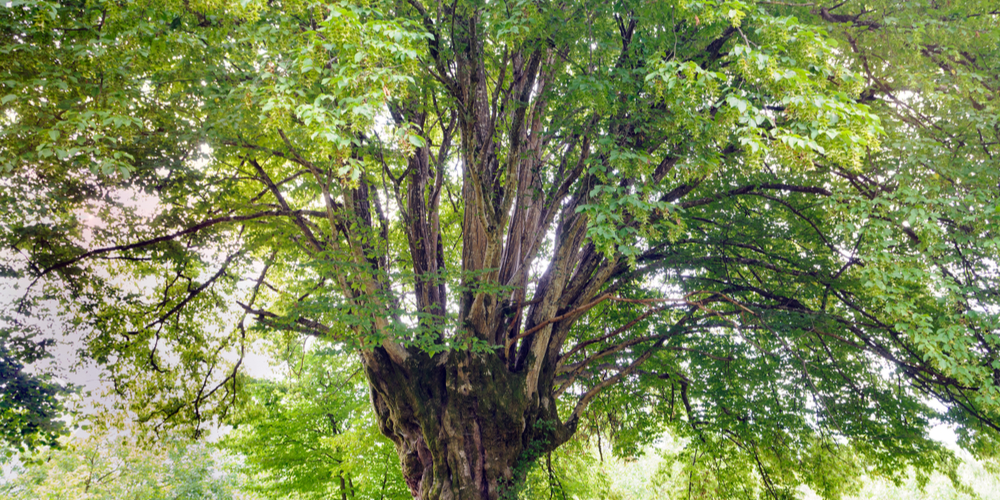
[219,343,411,500]
[1,249,73,453]
[0,318,71,452]
[0,429,244,499]
[2,0,998,499]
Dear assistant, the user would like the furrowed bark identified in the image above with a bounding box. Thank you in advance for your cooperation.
[364,347,573,500]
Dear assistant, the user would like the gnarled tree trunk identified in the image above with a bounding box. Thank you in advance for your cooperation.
[364,348,570,500]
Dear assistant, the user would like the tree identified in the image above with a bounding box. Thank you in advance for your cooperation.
[2,0,999,499]
[0,287,72,452]
[0,429,244,499]
[0,325,70,452]
[219,343,411,500]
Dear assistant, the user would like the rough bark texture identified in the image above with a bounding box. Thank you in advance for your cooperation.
[364,349,570,500]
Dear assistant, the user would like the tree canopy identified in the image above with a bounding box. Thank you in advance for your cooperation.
[2,0,999,498]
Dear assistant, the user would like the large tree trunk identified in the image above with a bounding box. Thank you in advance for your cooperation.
[354,8,635,500]
[364,348,567,500]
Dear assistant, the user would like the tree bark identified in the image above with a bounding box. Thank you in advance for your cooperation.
[364,347,570,500]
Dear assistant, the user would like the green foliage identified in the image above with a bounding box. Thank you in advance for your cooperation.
[218,343,409,500]
[512,431,1000,500]
[518,435,617,500]
[0,341,68,452]
[0,298,72,452]
[2,0,999,497]
[0,429,244,499]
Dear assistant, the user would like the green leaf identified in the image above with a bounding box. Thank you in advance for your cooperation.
[406,134,425,148]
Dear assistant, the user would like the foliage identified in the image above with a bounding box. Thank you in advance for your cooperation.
[218,343,410,500]
[2,0,999,498]
[0,296,72,452]
[517,434,616,500]
[0,428,245,499]
[503,430,1000,500]
[0,335,69,453]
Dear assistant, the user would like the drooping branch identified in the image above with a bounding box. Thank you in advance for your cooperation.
[140,250,245,332]
[236,301,338,340]
[38,210,299,279]
[678,183,833,210]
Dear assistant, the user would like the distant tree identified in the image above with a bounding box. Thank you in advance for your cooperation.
[2,0,999,499]
[0,430,243,499]
[219,344,411,500]
[0,313,71,452]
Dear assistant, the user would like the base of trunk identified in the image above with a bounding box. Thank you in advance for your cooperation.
[365,349,568,500]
